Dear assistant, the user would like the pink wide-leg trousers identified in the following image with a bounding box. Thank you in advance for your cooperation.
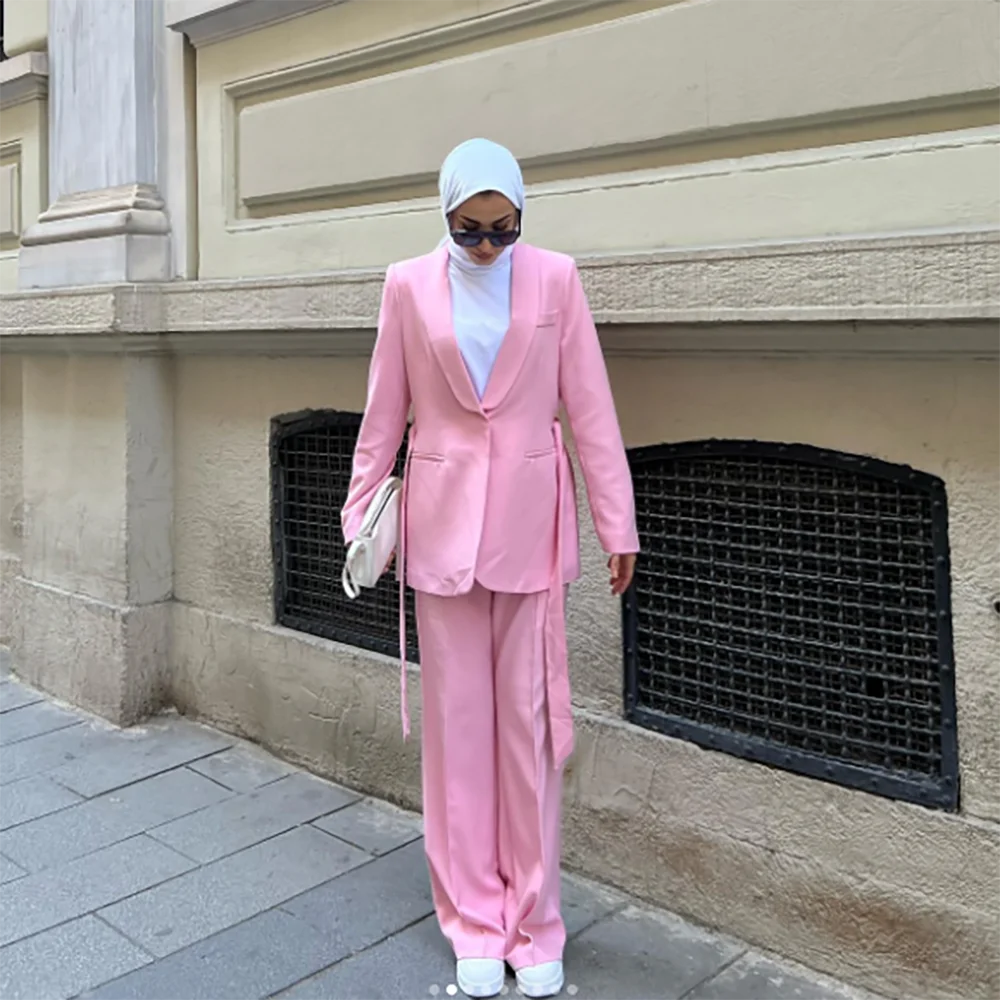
[416,582,566,969]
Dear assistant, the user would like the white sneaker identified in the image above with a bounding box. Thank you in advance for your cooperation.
[456,958,505,998]
[515,961,564,998]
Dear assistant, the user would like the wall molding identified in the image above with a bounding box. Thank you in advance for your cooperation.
[221,0,621,223]
[2,229,998,357]
[170,0,617,52]
[224,0,616,100]
[0,52,48,111]
[0,161,22,244]
[221,0,998,223]
[167,0,341,48]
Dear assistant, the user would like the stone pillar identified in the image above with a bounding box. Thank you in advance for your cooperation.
[12,0,178,725]
[16,354,173,725]
[17,0,172,288]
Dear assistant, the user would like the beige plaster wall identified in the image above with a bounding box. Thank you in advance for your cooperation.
[562,347,1000,995]
[194,0,1000,279]
[0,356,23,646]
[8,356,173,724]
[171,352,422,811]
[170,349,1000,999]
[1,0,49,57]
[0,97,48,293]
[173,355,369,621]
[19,356,128,605]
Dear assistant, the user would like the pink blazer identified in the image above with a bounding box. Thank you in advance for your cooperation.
[342,242,639,766]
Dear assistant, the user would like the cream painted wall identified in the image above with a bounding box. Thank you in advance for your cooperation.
[0,356,23,646]
[173,354,369,621]
[169,347,1000,998]
[193,0,1000,279]
[20,356,128,605]
[0,357,23,556]
[0,98,47,292]
[607,354,1000,824]
[9,354,173,724]
[2,0,49,56]
[171,351,1000,819]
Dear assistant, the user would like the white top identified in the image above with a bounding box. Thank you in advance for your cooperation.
[447,240,513,400]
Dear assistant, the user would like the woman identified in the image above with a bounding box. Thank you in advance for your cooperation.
[342,138,638,998]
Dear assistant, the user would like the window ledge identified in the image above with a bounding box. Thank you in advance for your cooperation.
[166,0,341,47]
[1,228,998,357]
[0,51,49,111]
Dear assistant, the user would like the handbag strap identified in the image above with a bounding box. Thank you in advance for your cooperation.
[398,438,413,740]
[342,561,361,600]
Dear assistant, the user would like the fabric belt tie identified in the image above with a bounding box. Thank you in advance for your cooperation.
[545,419,575,770]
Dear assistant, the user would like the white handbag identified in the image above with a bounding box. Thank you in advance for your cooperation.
[341,476,403,599]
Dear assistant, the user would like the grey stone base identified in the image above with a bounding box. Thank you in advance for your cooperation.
[170,603,421,810]
[17,233,171,289]
[13,577,169,725]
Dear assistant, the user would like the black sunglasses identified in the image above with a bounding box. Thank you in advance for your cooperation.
[450,227,521,249]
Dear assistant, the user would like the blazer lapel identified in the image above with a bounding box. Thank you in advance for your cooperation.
[482,243,539,411]
[424,247,483,415]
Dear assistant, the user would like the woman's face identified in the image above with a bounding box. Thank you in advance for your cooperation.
[449,191,518,266]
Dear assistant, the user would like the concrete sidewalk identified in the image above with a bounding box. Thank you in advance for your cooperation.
[0,662,877,1000]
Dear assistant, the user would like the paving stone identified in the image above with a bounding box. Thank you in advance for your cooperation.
[0,915,151,1000]
[0,773,83,831]
[0,649,10,675]
[99,825,370,957]
[278,914,454,1000]
[280,838,434,954]
[0,699,82,745]
[0,687,875,1000]
[562,904,744,999]
[1,767,231,872]
[187,745,297,792]
[87,908,344,1000]
[0,722,123,786]
[310,797,423,856]
[0,680,44,714]
[0,834,194,947]
[149,772,358,864]
[0,853,25,884]
[562,870,627,938]
[689,950,862,1000]
[48,716,233,797]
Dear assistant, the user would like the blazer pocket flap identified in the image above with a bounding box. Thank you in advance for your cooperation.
[537,310,560,328]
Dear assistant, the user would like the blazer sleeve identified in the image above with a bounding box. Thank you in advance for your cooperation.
[341,264,411,543]
[558,258,640,555]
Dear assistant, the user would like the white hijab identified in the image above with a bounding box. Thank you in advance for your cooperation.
[437,138,525,399]
[438,137,525,244]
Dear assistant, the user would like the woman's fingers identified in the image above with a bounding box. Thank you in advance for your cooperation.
[609,553,637,595]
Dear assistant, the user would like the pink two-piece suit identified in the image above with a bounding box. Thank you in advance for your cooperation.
[342,242,638,967]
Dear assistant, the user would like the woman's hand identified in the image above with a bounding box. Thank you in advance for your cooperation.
[608,553,637,596]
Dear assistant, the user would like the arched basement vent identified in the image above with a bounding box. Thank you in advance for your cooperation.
[270,409,418,663]
[624,440,958,811]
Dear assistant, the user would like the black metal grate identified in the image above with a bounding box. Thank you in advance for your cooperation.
[271,410,418,662]
[623,440,958,810]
